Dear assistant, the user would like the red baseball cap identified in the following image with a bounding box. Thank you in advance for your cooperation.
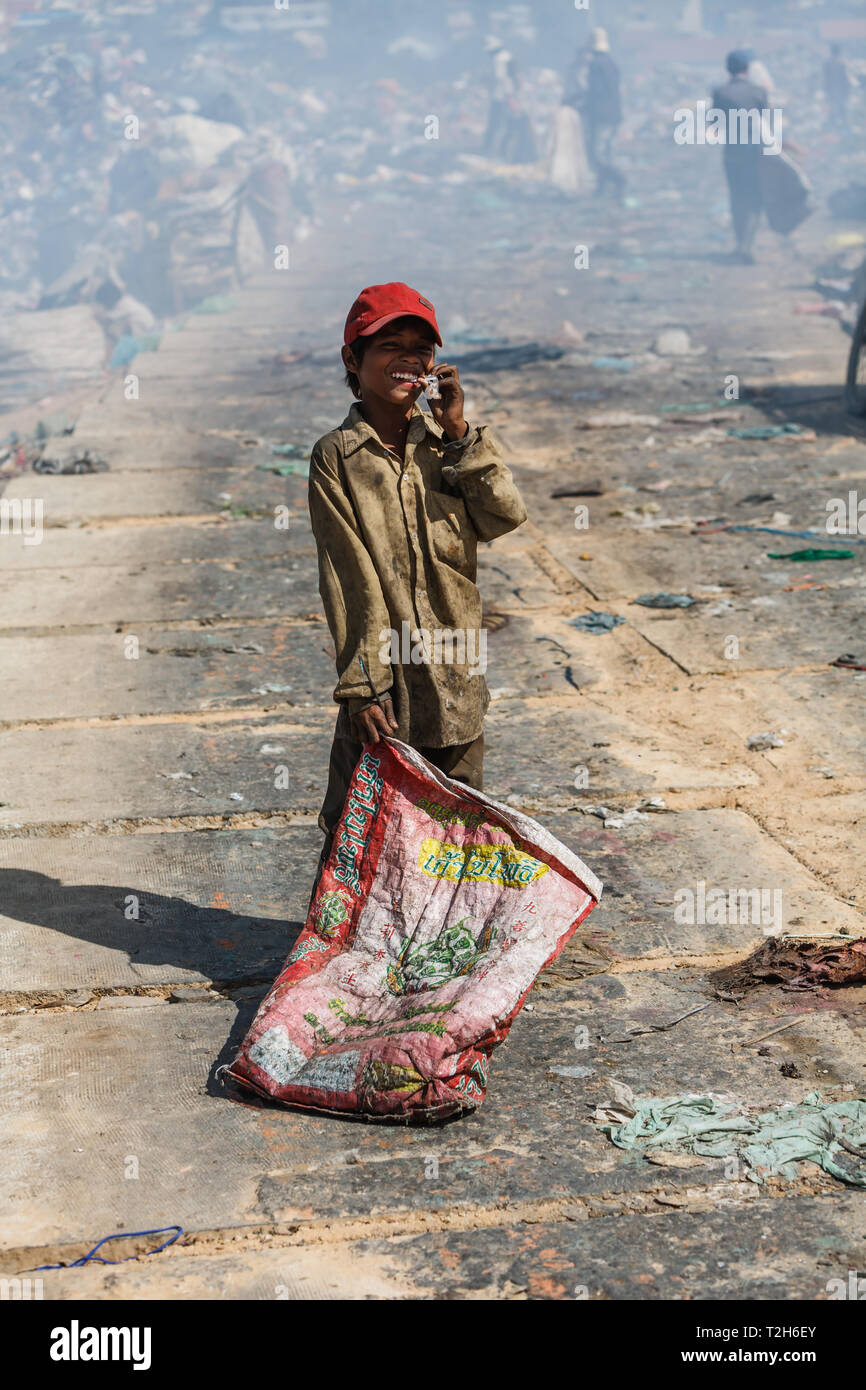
[344,282,442,347]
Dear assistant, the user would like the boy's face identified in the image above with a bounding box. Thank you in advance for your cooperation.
[343,317,437,406]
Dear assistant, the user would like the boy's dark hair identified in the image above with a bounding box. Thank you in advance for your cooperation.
[344,335,369,398]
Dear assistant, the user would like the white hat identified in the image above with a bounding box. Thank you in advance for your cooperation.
[592,28,610,52]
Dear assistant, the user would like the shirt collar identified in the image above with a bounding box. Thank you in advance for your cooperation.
[339,400,444,458]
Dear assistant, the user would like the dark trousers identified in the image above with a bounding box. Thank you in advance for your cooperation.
[306,732,485,912]
[585,121,624,197]
[728,181,762,254]
[724,153,763,254]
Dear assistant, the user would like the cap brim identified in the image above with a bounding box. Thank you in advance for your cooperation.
[355,311,442,347]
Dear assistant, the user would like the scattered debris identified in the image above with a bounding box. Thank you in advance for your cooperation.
[589,357,635,373]
[794,300,846,318]
[570,611,625,634]
[66,990,94,1008]
[593,1082,866,1186]
[581,797,666,828]
[634,593,697,609]
[580,411,658,429]
[711,937,866,994]
[34,448,108,475]
[727,423,805,440]
[35,1227,183,1271]
[551,480,605,497]
[607,1003,711,1042]
[768,549,854,562]
[742,1016,813,1047]
[653,328,692,356]
[262,460,309,476]
[746,732,785,751]
[451,344,564,373]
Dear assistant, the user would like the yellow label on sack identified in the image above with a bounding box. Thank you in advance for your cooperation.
[418,837,548,888]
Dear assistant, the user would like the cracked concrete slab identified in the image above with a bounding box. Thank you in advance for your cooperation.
[22,1190,866,1300]
[0,555,321,629]
[1,979,861,1254]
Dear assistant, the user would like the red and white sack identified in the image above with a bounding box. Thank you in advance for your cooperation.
[227,738,602,1122]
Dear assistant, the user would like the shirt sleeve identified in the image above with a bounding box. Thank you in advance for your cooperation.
[440,425,528,541]
[308,442,393,710]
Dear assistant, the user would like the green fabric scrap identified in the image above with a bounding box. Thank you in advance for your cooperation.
[600,1089,866,1186]
[768,549,854,562]
[727,423,803,439]
[260,460,309,477]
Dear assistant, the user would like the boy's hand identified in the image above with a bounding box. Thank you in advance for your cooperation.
[351,697,399,745]
[429,363,468,443]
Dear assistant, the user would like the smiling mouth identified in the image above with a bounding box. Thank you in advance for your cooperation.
[390,371,422,383]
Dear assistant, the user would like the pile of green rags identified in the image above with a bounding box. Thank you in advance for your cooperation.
[594,1082,866,1186]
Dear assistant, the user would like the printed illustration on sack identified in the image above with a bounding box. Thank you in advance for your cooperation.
[313,887,353,938]
[385,914,497,996]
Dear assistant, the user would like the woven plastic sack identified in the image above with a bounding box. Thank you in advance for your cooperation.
[227,738,602,1122]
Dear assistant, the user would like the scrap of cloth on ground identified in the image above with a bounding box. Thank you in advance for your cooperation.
[594,1082,866,1186]
[227,738,602,1122]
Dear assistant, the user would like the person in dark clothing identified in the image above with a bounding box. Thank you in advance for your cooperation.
[712,49,768,264]
[823,44,851,132]
[582,29,624,198]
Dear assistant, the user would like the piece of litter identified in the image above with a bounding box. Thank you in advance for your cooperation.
[36,1227,183,1271]
[747,732,785,751]
[634,592,697,609]
[570,611,625,634]
[608,1003,711,1041]
[548,1064,593,1079]
[580,410,659,428]
[653,328,692,356]
[551,479,605,497]
[594,1084,866,1186]
[768,549,854,562]
[589,357,635,373]
[727,424,804,440]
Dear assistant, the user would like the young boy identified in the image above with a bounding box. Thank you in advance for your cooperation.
[308,281,527,886]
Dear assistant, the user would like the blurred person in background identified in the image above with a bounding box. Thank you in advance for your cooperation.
[712,49,767,264]
[582,28,624,199]
[482,34,536,164]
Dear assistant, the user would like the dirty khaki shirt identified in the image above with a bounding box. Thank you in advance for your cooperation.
[308,402,527,747]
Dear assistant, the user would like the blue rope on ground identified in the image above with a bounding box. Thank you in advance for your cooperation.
[727,525,866,544]
[36,1226,183,1270]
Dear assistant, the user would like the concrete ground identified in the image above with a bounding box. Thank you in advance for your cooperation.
[1,157,865,1299]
